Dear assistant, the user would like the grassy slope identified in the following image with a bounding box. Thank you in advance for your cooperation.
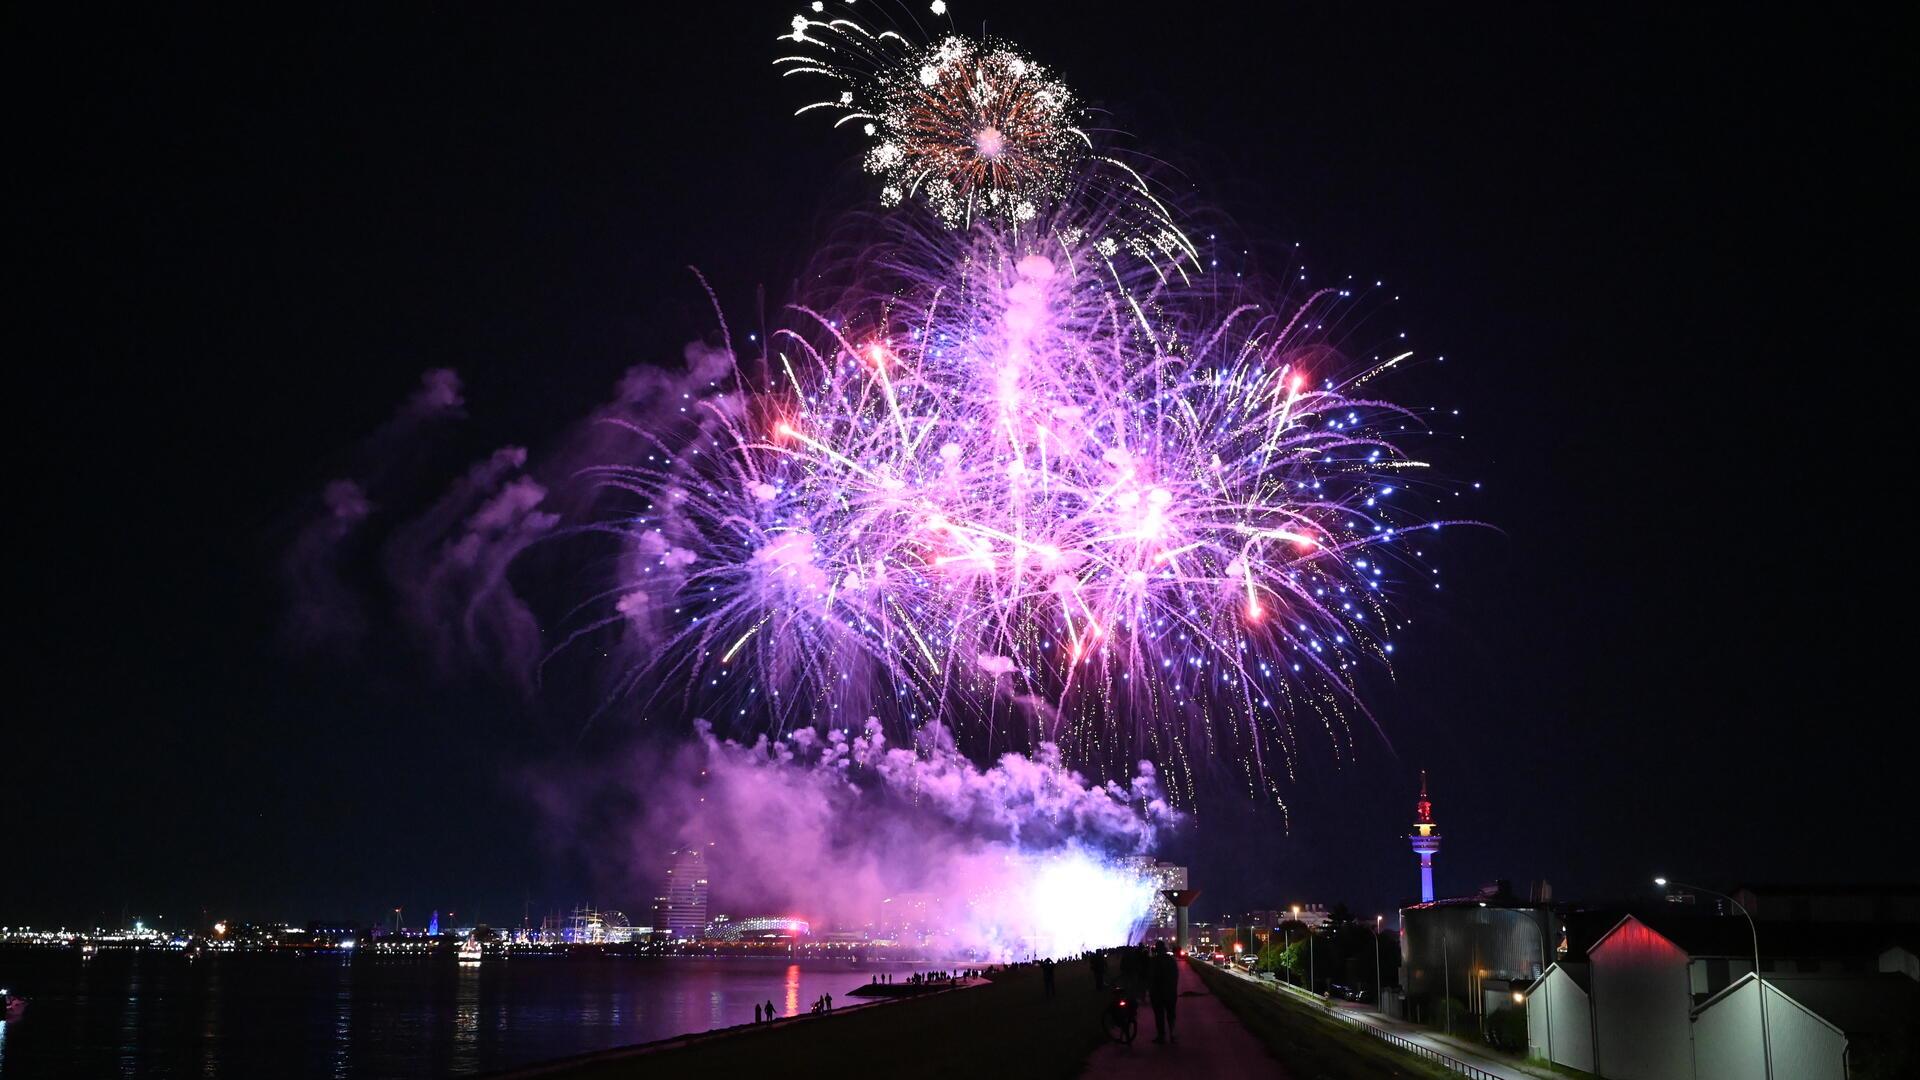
[1191,962,1457,1080]
[520,963,1108,1080]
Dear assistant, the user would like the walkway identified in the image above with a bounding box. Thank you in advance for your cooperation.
[1082,958,1292,1079]
[1328,999,1548,1080]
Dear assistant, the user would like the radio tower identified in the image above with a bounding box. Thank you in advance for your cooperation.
[1410,771,1441,903]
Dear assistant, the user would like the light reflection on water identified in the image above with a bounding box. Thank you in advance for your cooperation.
[0,954,932,1078]
[450,963,480,1076]
[330,965,352,1080]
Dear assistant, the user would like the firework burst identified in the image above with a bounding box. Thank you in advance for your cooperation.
[864,36,1081,226]
[567,201,1466,803]
[779,3,1197,274]
[551,4,1473,804]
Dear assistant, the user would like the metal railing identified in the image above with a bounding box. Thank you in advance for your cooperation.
[1212,961,1509,1080]
[1340,1019,1505,1080]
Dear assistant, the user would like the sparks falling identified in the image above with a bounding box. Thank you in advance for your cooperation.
[565,4,1473,803]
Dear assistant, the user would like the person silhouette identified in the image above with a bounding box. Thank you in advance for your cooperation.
[1149,942,1179,1043]
[766,998,775,1020]
[754,1003,763,1023]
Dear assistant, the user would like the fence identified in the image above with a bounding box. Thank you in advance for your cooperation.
[1339,1018,1507,1080]
[1218,962,1511,1080]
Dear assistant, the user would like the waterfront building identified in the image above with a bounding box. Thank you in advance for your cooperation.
[657,847,710,939]
[1120,856,1188,939]
[704,916,809,941]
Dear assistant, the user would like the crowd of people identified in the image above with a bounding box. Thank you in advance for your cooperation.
[748,946,1184,1046]
[1079,942,1183,1044]
[867,968,983,987]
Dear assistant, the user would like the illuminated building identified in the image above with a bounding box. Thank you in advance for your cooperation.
[657,848,710,939]
[1289,904,1334,929]
[1410,771,1441,904]
[704,916,810,941]
[1121,855,1188,939]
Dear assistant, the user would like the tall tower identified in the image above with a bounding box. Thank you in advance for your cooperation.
[660,847,710,939]
[1409,771,1441,903]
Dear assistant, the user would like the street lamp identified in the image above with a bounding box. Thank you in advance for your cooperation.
[1657,877,1770,1080]
[1291,905,1313,993]
[1374,915,1384,1008]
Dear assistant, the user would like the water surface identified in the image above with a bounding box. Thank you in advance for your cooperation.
[0,951,927,1078]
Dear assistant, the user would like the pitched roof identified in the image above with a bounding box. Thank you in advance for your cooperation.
[1694,972,1920,1037]
[1523,961,1591,995]
[1590,912,1757,959]
[1589,910,1920,961]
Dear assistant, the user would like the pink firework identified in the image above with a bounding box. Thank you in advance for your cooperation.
[574,194,1466,803]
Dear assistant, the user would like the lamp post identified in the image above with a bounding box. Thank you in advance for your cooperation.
[1374,915,1384,1009]
[1657,878,1769,1080]
[1292,905,1313,993]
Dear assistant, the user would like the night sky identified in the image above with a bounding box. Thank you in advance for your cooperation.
[12,4,1904,931]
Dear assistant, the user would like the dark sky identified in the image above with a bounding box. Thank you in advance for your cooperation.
[11,4,1904,931]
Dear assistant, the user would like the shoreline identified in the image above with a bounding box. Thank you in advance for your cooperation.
[484,976,985,1078]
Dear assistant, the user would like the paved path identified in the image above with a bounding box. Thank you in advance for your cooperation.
[1328,999,1548,1080]
[1082,958,1291,1079]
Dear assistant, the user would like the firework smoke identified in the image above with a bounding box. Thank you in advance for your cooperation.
[530,719,1173,958]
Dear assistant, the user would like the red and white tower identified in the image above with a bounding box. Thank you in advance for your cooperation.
[1409,771,1441,903]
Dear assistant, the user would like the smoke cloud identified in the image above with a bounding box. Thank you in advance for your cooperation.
[384,446,559,691]
[279,368,465,654]
[532,719,1174,958]
[278,342,735,688]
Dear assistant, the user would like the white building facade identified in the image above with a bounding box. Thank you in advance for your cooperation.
[1588,916,1700,1080]
[1693,975,1847,1080]
[1523,962,1595,1075]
